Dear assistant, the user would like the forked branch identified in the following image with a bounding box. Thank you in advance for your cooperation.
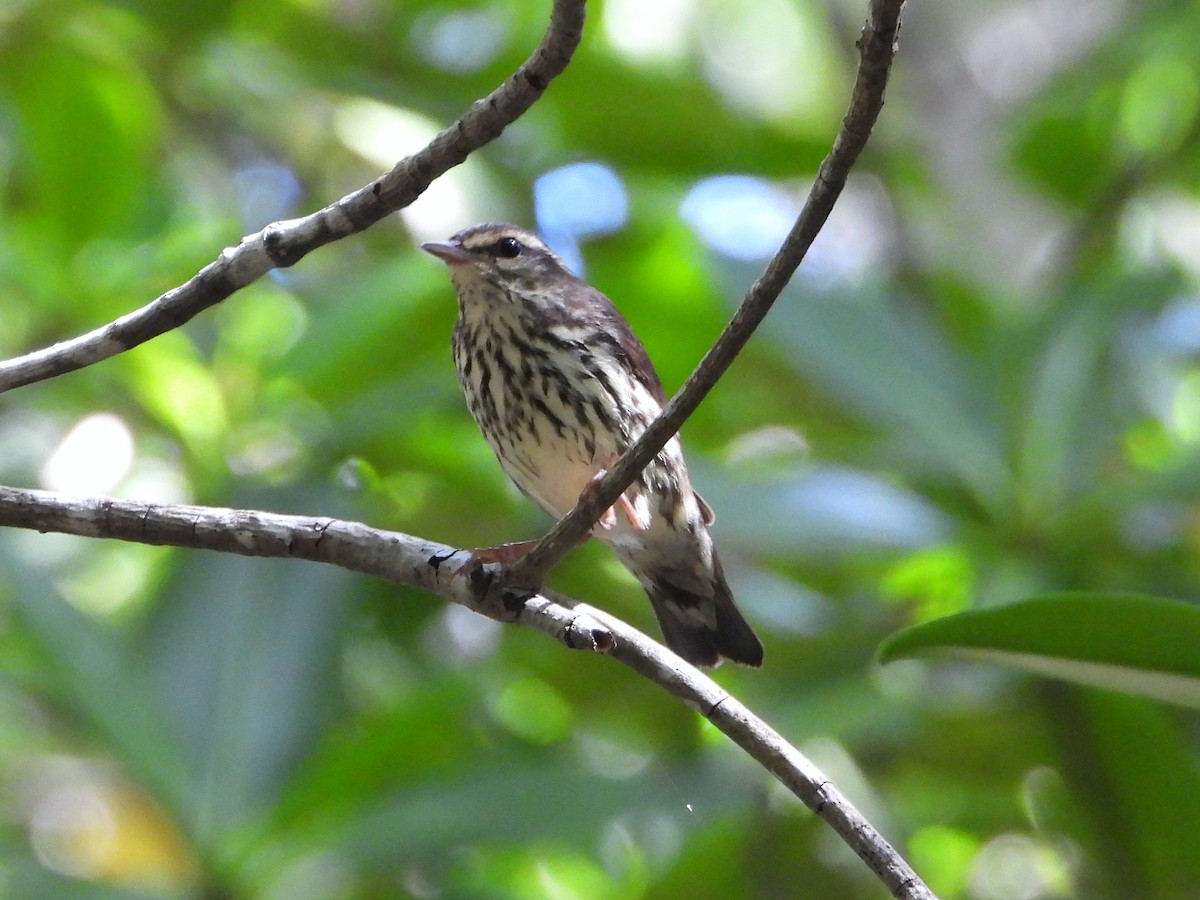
[508,0,906,589]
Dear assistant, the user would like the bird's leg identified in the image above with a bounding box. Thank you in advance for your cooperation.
[579,462,650,532]
[468,539,543,567]
[459,531,590,583]
[615,493,648,530]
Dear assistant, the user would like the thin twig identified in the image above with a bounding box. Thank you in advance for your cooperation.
[507,0,905,590]
[0,484,934,899]
[0,486,616,651]
[0,0,587,395]
[589,605,936,900]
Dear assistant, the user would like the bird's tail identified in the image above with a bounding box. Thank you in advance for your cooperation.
[645,556,763,668]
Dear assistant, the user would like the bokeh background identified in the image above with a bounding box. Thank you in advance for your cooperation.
[2,0,1199,897]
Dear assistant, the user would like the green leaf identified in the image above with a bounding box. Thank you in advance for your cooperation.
[2,549,191,818]
[144,518,354,844]
[1072,692,1200,897]
[1015,303,1121,520]
[878,593,1200,708]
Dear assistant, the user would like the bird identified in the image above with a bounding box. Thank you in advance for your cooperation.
[422,223,763,667]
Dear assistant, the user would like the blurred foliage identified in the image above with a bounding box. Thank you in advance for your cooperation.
[2,0,1200,897]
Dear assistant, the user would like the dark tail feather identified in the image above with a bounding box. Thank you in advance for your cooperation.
[646,563,763,668]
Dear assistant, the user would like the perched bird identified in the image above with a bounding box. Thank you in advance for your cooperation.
[422,223,763,667]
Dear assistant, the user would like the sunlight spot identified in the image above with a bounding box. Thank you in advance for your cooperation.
[966,0,1121,103]
[800,175,895,288]
[725,425,809,466]
[413,9,509,74]
[424,603,501,665]
[533,857,604,900]
[58,547,153,616]
[696,0,826,122]
[233,159,301,229]
[1152,295,1200,354]
[575,731,653,780]
[122,459,190,507]
[602,0,697,66]
[1021,766,1068,833]
[881,545,975,622]
[908,826,979,897]
[334,99,476,242]
[598,813,682,875]
[23,757,195,890]
[967,834,1073,900]
[29,771,117,879]
[535,161,629,275]
[1129,193,1200,276]
[963,7,1054,102]
[535,162,628,239]
[40,414,134,496]
[219,288,309,362]
[680,175,797,261]
[1170,370,1200,443]
[1162,209,1200,269]
[226,422,305,480]
[1120,55,1199,155]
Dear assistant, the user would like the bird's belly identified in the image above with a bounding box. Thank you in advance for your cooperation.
[501,438,600,519]
[491,416,698,551]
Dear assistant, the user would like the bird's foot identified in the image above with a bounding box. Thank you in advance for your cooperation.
[456,542,541,621]
[469,566,535,620]
[451,542,537,619]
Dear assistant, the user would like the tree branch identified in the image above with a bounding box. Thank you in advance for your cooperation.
[507,0,905,589]
[0,0,930,892]
[0,484,934,899]
[0,0,587,395]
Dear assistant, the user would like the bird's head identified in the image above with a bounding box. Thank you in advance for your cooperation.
[421,223,572,299]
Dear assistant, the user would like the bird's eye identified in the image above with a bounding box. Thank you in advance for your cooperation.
[494,237,522,259]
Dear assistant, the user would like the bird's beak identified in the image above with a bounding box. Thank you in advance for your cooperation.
[421,241,472,266]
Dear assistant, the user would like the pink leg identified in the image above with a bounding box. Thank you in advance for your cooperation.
[458,529,593,578]
[579,467,650,532]
[468,539,543,566]
[578,469,617,530]
[616,494,649,531]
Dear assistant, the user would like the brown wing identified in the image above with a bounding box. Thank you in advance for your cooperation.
[572,284,669,405]
[565,282,716,524]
